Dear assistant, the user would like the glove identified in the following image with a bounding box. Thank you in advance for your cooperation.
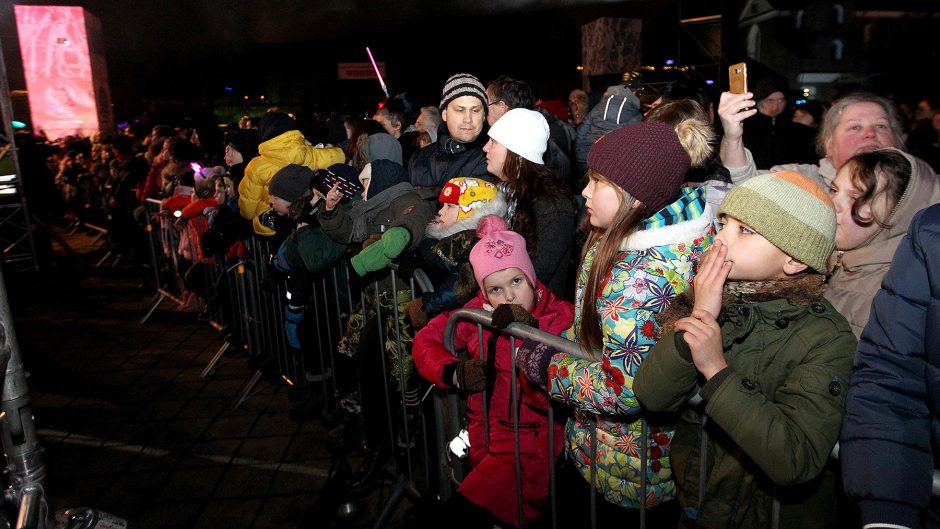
[405,298,429,329]
[490,304,539,330]
[272,242,291,273]
[284,305,305,350]
[514,338,558,388]
[449,359,487,391]
[350,227,411,276]
[258,208,277,231]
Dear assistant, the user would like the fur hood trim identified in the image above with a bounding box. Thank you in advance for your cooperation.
[657,273,826,333]
[620,203,715,251]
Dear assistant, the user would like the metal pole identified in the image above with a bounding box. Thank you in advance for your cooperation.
[0,26,38,271]
[0,264,50,528]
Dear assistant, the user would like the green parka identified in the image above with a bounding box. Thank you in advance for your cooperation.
[634,276,856,529]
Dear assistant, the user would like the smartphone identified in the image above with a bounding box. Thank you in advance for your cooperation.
[313,168,362,201]
[729,62,748,94]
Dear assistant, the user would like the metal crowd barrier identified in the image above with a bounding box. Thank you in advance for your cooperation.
[140,198,186,322]
[435,310,940,529]
[135,208,940,528]
[437,308,602,529]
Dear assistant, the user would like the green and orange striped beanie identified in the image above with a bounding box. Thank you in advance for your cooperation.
[718,170,836,273]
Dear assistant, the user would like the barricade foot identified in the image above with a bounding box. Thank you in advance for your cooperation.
[94,250,114,269]
[140,293,166,324]
[370,464,421,529]
[200,339,232,379]
[232,370,263,409]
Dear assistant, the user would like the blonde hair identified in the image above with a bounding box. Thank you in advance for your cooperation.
[645,100,716,168]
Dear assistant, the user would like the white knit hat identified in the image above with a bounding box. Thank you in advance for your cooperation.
[486,108,549,165]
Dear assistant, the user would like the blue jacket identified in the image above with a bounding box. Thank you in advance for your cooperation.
[841,203,940,528]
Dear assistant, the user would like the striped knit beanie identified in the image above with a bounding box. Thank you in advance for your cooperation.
[718,171,836,272]
[440,73,488,113]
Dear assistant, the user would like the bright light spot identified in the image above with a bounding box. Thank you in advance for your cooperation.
[665,59,675,65]
[11,120,26,129]
[705,79,715,85]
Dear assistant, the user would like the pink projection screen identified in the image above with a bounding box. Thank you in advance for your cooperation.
[14,5,99,139]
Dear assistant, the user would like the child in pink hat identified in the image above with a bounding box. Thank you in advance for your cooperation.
[411,215,574,528]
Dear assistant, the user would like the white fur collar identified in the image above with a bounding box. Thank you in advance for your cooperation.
[424,192,508,240]
[619,203,714,251]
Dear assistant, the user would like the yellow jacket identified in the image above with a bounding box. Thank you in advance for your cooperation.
[238,130,345,235]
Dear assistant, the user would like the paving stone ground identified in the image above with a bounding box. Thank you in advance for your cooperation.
[7,226,422,529]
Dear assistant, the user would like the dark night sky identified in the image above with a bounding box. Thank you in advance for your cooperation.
[13,0,935,126]
[7,0,688,122]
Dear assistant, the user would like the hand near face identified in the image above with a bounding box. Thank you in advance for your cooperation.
[692,239,732,321]
[676,309,727,380]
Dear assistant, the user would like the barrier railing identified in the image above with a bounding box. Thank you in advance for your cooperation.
[135,207,940,528]
[140,198,185,322]
[439,308,601,529]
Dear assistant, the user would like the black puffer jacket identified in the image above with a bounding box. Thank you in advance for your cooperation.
[407,129,490,189]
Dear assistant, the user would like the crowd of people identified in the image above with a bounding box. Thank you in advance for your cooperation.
[25,69,940,528]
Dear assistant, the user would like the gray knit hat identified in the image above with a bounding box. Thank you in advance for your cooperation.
[269,164,314,202]
[440,73,488,113]
[718,171,836,273]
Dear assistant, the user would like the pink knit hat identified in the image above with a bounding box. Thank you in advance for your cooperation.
[469,215,536,292]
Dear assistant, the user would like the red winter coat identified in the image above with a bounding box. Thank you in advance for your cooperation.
[413,281,574,526]
[181,198,218,264]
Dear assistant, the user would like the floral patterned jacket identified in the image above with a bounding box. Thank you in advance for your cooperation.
[548,186,714,509]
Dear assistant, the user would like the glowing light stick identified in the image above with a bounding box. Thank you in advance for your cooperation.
[366,47,389,98]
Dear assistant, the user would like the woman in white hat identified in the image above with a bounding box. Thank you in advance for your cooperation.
[483,108,577,298]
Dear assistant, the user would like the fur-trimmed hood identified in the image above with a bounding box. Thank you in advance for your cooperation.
[657,274,826,333]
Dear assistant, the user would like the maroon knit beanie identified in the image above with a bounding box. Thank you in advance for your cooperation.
[587,121,691,212]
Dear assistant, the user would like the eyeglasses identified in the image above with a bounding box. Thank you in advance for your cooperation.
[488,100,503,107]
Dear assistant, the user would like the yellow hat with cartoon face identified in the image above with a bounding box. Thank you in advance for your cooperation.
[439,178,498,220]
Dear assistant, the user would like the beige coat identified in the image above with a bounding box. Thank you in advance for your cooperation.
[826,149,940,336]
